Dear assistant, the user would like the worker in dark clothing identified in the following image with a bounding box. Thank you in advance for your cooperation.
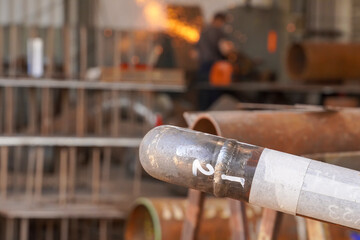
[195,12,234,110]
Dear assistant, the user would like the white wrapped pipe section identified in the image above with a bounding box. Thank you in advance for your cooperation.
[250,148,360,230]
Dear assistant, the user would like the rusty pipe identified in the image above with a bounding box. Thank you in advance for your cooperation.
[189,109,360,155]
[286,42,360,81]
[125,198,232,240]
[140,125,360,230]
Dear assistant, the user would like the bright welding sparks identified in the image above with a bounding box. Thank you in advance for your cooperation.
[140,0,200,43]
[143,1,166,30]
[167,19,200,43]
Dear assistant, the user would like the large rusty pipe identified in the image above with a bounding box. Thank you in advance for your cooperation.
[189,109,360,155]
[125,198,232,240]
[140,125,360,230]
[286,43,360,81]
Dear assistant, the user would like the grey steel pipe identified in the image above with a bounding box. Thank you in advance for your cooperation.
[140,125,360,230]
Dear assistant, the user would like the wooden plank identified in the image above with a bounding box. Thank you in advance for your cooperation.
[0,202,127,219]
[111,90,119,137]
[0,136,142,147]
[92,148,101,203]
[26,148,36,198]
[228,199,248,240]
[45,27,55,78]
[0,78,186,92]
[181,190,205,240]
[99,220,108,240]
[0,147,8,199]
[59,148,68,204]
[5,87,14,135]
[68,147,76,200]
[76,88,86,136]
[80,27,87,80]
[20,218,29,240]
[257,209,283,240]
[61,219,69,240]
[41,88,53,135]
[34,147,45,199]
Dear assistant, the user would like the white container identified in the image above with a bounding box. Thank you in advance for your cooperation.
[27,38,44,78]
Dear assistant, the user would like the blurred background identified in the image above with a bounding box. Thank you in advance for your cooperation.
[0,0,360,239]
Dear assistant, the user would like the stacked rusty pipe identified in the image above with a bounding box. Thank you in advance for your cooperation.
[286,43,360,81]
[125,198,232,240]
[140,109,360,231]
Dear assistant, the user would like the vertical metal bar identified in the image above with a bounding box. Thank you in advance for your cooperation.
[102,148,111,191]
[34,147,44,199]
[229,199,248,240]
[95,91,103,134]
[306,219,330,240]
[97,28,104,69]
[59,148,68,204]
[45,220,54,240]
[41,88,53,135]
[0,89,3,133]
[129,31,135,70]
[111,90,119,137]
[5,218,14,240]
[45,27,55,78]
[80,26,87,80]
[133,153,142,197]
[28,88,37,134]
[181,190,206,240]
[92,148,101,203]
[63,26,71,79]
[61,89,70,134]
[14,146,22,192]
[20,218,29,240]
[257,209,283,240]
[68,147,76,200]
[5,87,14,135]
[9,25,17,77]
[26,148,36,198]
[128,91,135,137]
[76,88,86,136]
[113,30,121,80]
[0,147,8,199]
[0,26,3,76]
[69,219,79,240]
[99,220,107,240]
[60,219,69,240]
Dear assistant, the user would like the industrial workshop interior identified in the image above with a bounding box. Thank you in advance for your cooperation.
[3,0,360,239]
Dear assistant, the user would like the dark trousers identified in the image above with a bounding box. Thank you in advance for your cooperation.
[198,61,222,110]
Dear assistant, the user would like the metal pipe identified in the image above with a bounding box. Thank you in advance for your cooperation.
[124,198,232,240]
[189,109,360,155]
[140,125,360,230]
[287,43,360,81]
